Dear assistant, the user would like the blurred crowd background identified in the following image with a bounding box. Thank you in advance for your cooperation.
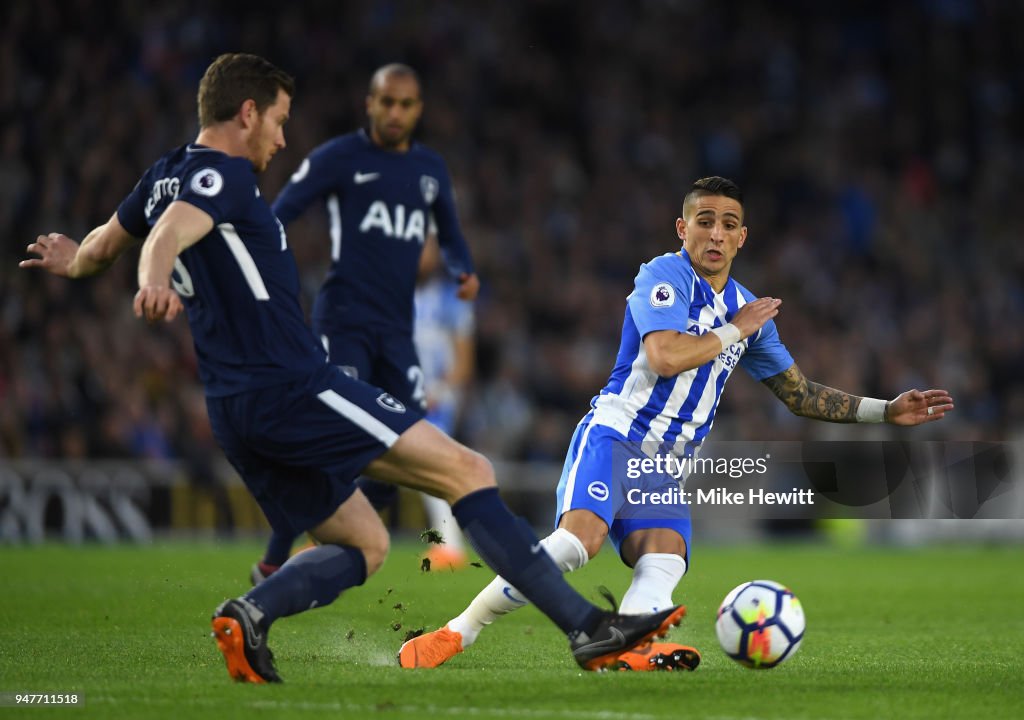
[2,0,1022,473]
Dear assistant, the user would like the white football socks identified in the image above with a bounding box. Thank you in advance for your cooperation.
[619,553,686,614]
[422,494,465,551]
[447,527,589,647]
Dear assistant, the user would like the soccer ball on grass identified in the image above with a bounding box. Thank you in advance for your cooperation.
[715,580,805,669]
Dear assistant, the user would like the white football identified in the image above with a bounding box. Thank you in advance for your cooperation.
[715,580,805,669]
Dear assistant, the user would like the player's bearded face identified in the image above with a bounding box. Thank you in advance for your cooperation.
[678,196,747,284]
[249,90,291,172]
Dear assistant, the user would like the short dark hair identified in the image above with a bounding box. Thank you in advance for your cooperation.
[368,63,421,97]
[197,53,295,129]
[682,176,744,218]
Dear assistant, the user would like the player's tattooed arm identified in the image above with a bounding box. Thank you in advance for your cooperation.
[761,363,868,423]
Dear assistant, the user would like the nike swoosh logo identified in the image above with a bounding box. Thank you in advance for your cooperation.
[235,608,264,649]
[502,586,527,604]
[354,171,380,184]
[530,543,543,554]
[574,627,626,656]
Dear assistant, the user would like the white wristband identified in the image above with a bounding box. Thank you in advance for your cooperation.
[856,397,888,423]
[709,323,742,350]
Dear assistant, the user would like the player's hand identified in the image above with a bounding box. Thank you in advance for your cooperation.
[19,233,79,276]
[885,388,954,425]
[133,286,184,323]
[456,272,480,301]
[730,297,782,338]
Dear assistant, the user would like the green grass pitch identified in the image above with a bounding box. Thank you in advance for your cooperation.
[2,540,1022,719]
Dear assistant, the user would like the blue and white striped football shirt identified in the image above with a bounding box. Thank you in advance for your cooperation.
[589,248,793,456]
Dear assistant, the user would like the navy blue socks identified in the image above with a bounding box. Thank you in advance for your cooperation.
[245,544,367,624]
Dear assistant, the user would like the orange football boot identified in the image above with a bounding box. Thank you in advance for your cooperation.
[615,641,701,671]
[211,599,281,683]
[397,626,465,668]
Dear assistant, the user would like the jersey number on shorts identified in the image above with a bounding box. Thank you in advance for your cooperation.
[407,365,426,408]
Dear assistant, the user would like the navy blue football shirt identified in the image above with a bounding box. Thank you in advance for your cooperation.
[272,129,474,334]
[117,143,327,396]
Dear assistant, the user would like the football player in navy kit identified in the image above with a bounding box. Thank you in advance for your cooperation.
[251,63,480,581]
[20,53,685,682]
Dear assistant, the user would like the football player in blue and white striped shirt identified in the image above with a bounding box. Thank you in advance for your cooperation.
[400,176,955,671]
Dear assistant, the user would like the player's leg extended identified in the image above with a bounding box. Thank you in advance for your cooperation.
[400,517,599,668]
[400,417,617,668]
[477,513,601,624]
[366,421,685,670]
[450,510,606,646]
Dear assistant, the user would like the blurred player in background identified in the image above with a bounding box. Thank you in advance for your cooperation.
[250,63,480,583]
[414,233,476,569]
[400,176,955,671]
[20,52,686,682]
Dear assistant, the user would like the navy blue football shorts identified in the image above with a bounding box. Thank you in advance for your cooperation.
[206,363,422,536]
[315,324,426,412]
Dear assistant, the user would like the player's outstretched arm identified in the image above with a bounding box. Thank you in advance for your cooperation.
[761,364,859,422]
[134,201,212,323]
[761,364,954,425]
[19,213,137,278]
